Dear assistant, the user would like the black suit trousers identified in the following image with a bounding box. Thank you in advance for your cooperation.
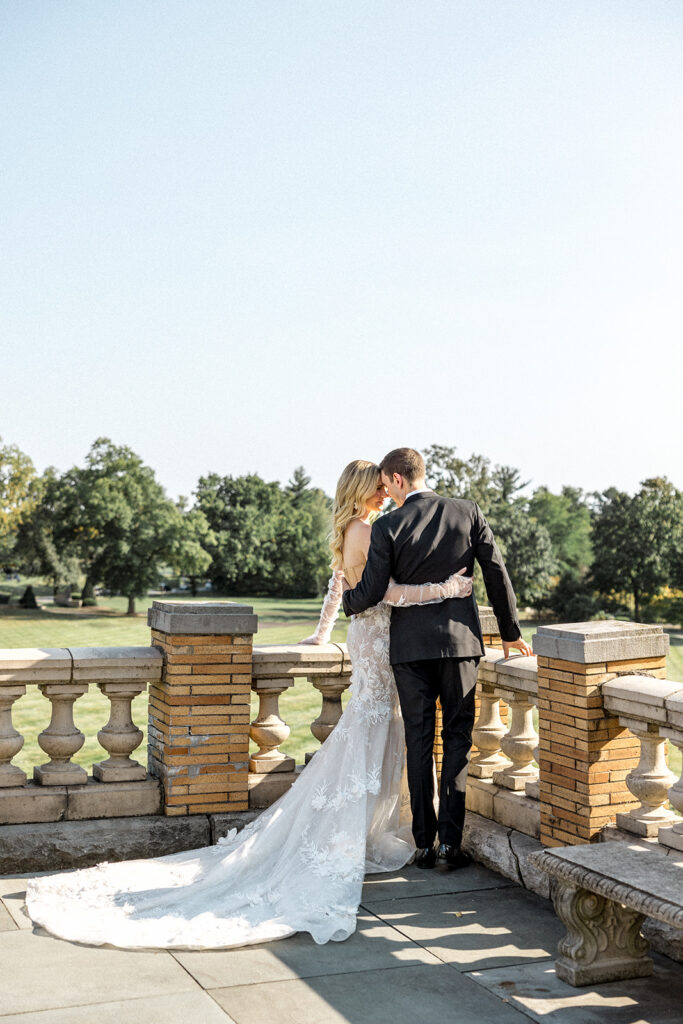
[393,657,479,848]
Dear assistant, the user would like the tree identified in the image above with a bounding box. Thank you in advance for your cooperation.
[172,503,215,595]
[494,504,557,612]
[286,466,312,507]
[14,468,80,591]
[528,486,593,577]
[196,469,331,597]
[424,444,555,610]
[549,572,601,622]
[490,465,530,509]
[52,438,187,614]
[424,445,499,508]
[0,437,36,567]
[590,478,682,621]
[196,473,286,594]
[275,476,331,596]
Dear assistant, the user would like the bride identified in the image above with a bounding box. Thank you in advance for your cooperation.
[26,460,471,950]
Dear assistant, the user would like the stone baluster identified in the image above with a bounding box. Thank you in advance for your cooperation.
[469,683,508,778]
[0,685,26,787]
[249,677,295,774]
[658,728,683,853]
[93,681,147,782]
[493,689,539,792]
[34,682,89,785]
[306,674,351,762]
[612,719,676,837]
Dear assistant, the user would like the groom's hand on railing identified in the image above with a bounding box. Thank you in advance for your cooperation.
[502,636,533,658]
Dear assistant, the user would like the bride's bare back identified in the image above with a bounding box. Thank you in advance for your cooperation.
[342,518,372,586]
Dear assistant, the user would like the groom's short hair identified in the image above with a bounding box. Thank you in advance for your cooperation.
[380,448,425,484]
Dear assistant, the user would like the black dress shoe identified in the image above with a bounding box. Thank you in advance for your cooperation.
[437,843,472,870]
[414,845,437,869]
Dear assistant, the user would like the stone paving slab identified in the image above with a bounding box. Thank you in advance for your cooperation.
[1,879,33,929]
[0,991,236,1024]
[172,910,440,988]
[361,861,515,903]
[0,929,202,1016]
[211,962,531,1024]
[0,874,33,893]
[0,899,16,932]
[2,867,683,1023]
[363,885,565,971]
[466,955,683,1024]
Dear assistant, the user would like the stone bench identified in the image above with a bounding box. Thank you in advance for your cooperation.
[531,844,683,985]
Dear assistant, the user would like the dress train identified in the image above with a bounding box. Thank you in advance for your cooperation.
[26,603,414,950]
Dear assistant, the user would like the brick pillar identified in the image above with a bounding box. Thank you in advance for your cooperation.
[434,607,502,775]
[534,621,669,846]
[147,601,258,816]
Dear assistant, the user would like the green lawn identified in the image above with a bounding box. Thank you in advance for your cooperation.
[1,584,681,779]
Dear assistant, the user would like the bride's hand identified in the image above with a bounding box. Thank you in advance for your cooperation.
[443,567,473,598]
[299,635,324,645]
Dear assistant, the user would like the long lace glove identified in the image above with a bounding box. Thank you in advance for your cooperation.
[299,570,345,645]
[383,567,473,607]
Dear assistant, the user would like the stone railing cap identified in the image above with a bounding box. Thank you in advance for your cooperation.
[148,600,258,636]
[495,654,538,680]
[0,647,71,667]
[69,646,164,683]
[533,620,669,664]
[603,675,683,703]
[482,646,507,665]
[69,646,163,663]
[0,648,73,684]
[252,643,349,679]
[253,643,348,658]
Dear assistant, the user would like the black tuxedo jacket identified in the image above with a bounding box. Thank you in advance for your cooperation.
[342,492,520,664]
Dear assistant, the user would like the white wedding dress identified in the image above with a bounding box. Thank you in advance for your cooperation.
[26,569,470,950]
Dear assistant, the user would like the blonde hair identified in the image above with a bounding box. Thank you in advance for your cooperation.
[329,460,381,569]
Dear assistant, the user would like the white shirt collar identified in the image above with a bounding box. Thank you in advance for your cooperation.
[404,487,432,502]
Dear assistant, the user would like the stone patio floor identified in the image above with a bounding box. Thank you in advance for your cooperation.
[2,861,683,1023]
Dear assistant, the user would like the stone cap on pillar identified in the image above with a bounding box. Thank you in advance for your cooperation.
[533,620,669,664]
[148,601,258,636]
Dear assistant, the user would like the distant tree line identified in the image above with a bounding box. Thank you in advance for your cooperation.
[1,435,682,623]
[423,445,683,625]
[0,437,330,612]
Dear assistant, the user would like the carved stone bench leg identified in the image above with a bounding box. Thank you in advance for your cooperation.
[552,882,652,985]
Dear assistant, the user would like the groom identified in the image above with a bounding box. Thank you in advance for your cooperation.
[342,447,531,869]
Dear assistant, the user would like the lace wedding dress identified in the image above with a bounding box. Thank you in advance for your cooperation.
[26,568,470,950]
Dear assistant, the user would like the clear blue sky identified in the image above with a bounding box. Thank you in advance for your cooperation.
[2,1,682,501]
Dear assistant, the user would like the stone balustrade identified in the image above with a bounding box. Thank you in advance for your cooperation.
[466,620,680,850]
[1,609,680,864]
[249,642,351,807]
[0,646,163,824]
[601,674,683,849]
[467,648,541,838]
